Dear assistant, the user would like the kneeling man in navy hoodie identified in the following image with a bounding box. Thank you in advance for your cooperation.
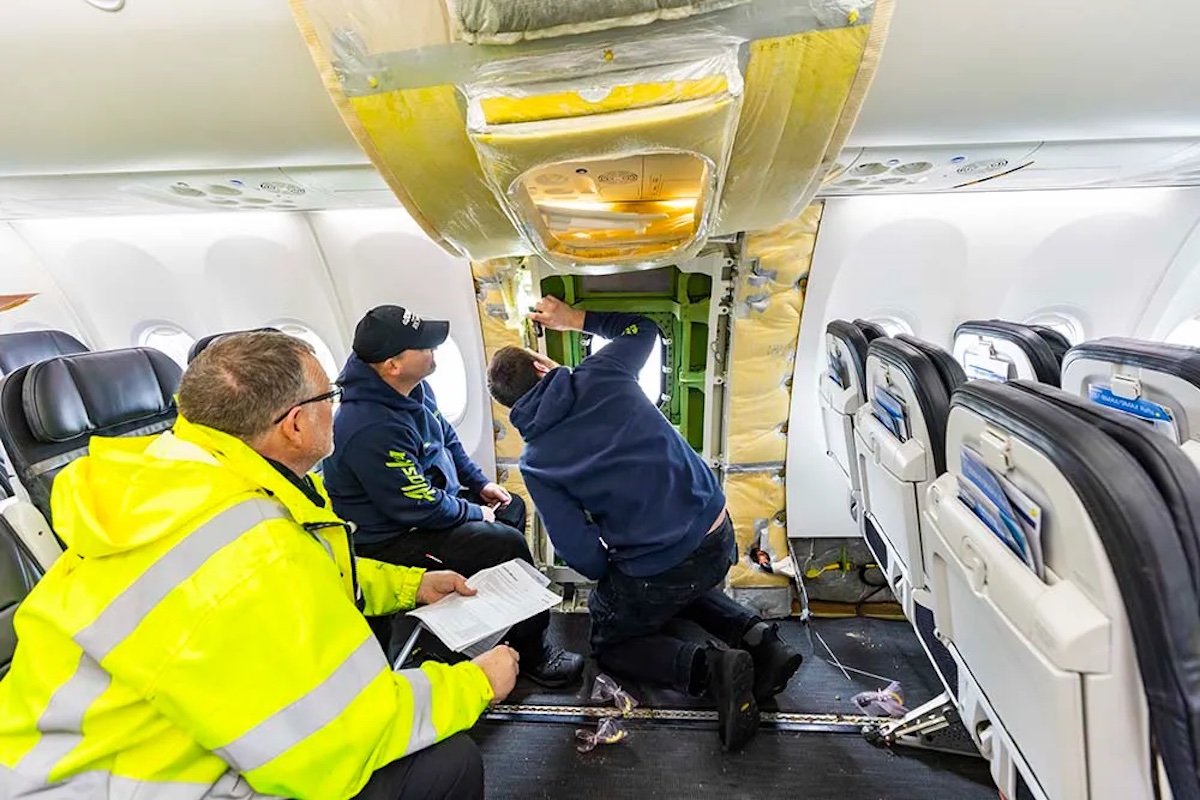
[324,305,584,688]
[487,296,804,752]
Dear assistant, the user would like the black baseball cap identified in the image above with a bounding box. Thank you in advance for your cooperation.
[352,305,450,363]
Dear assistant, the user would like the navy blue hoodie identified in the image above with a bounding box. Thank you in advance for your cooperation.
[511,311,725,581]
[324,354,490,546]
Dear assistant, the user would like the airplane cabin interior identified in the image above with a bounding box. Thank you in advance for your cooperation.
[3,0,1200,798]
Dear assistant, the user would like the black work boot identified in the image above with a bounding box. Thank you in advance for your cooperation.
[705,647,759,752]
[744,623,803,703]
[522,644,585,689]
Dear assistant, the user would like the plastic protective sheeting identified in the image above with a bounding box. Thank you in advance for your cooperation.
[715,26,871,235]
[472,256,537,551]
[463,38,744,268]
[289,0,889,267]
[725,204,820,465]
[722,204,820,597]
[448,0,750,44]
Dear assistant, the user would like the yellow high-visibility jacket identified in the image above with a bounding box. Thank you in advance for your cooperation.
[0,414,494,799]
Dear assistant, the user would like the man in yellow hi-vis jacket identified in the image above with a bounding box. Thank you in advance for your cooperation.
[0,331,519,799]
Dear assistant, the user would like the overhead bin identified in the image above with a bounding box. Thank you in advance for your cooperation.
[289,0,892,269]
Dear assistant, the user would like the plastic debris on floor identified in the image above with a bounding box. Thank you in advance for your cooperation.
[851,680,909,718]
[576,717,630,753]
[576,674,639,753]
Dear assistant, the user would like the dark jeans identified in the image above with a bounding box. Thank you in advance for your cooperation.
[588,514,759,694]
[352,733,483,800]
[359,493,548,661]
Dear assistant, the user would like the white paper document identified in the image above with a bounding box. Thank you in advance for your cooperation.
[406,559,562,655]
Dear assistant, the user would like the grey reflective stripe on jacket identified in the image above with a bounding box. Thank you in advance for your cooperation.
[0,763,282,799]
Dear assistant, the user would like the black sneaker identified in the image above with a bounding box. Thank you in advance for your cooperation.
[523,645,584,688]
[746,626,803,703]
[706,648,759,752]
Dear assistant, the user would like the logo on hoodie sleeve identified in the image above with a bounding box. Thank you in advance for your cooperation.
[385,450,437,502]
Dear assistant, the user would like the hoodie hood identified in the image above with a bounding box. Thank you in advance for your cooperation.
[509,367,576,441]
[51,415,337,559]
[338,353,427,412]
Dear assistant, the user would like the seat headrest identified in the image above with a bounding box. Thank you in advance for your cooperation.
[0,330,88,376]
[826,320,871,396]
[1064,337,1200,386]
[853,319,888,342]
[897,334,966,395]
[188,327,280,363]
[22,348,181,444]
[954,319,1062,385]
[1029,325,1071,364]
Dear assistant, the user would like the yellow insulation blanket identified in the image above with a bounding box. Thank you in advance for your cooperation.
[494,463,536,553]
[290,0,890,264]
[471,257,534,546]
[478,76,733,125]
[726,471,790,589]
[724,203,822,590]
[725,204,821,464]
[349,88,529,261]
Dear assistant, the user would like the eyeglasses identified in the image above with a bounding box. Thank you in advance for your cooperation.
[274,385,343,425]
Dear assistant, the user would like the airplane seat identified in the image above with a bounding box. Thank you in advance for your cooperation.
[924,379,1200,800]
[852,337,955,619]
[0,348,182,528]
[953,320,1063,386]
[1061,336,1200,466]
[853,318,889,342]
[0,330,89,376]
[852,335,962,695]
[0,514,41,679]
[187,326,279,363]
[819,320,874,519]
[0,331,91,500]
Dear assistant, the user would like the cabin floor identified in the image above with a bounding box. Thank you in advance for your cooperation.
[474,613,998,798]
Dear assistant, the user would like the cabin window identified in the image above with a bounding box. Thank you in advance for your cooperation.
[868,316,913,337]
[136,323,195,368]
[1166,317,1200,347]
[270,321,341,382]
[426,336,469,425]
[1025,312,1084,345]
[589,334,665,404]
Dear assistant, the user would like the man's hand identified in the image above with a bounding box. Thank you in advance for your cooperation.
[473,645,520,703]
[479,482,512,508]
[528,295,585,332]
[415,570,476,605]
[480,505,497,523]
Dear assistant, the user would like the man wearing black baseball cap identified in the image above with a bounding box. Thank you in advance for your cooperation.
[324,304,583,688]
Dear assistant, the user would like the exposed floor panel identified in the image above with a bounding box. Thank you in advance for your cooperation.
[474,720,996,799]
[507,614,950,719]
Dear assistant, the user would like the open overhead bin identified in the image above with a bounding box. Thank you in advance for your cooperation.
[290,0,891,269]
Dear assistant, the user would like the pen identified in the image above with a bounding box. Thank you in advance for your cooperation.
[424,553,444,565]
